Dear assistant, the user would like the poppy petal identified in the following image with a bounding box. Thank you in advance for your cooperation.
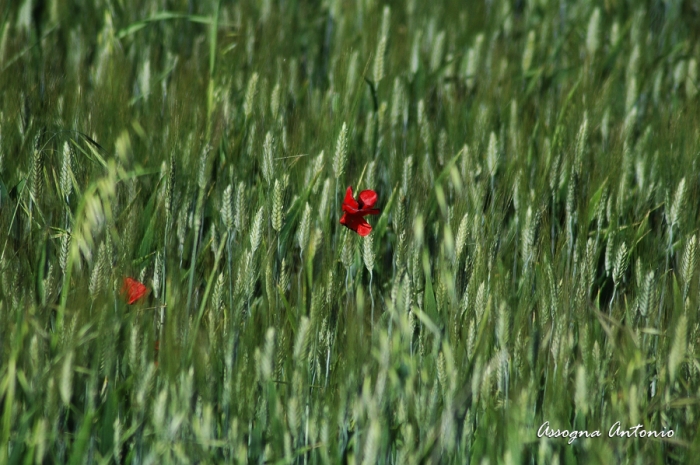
[342,186,359,213]
[354,218,373,236]
[122,277,148,305]
[340,212,373,236]
[339,186,380,236]
[358,189,378,209]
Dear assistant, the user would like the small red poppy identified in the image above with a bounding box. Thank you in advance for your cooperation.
[121,277,148,304]
[340,186,380,237]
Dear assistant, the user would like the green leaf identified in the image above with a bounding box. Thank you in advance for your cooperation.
[68,411,95,465]
[116,12,217,39]
[412,305,440,339]
[279,169,322,256]
[587,178,608,225]
[373,184,398,238]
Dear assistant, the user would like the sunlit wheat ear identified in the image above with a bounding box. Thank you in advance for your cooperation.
[152,251,162,300]
[272,179,284,232]
[244,72,258,121]
[565,171,576,232]
[246,121,256,157]
[341,233,354,271]
[221,183,233,232]
[417,99,431,151]
[574,115,588,174]
[286,57,298,102]
[390,77,403,130]
[612,241,629,289]
[409,29,422,75]
[128,323,140,375]
[495,301,509,350]
[486,131,499,179]
[586,7,601,57]
[638,270,655,319]
[318,178,331,219]
[60,230,71,275]
[596,108,610,149]
[234,181,246,233]
[479,358,495,407]
[278,258,289,294]
[293,316,311,362]
[668,177,686,231]
[430,30,445,73]
[522,30,535,73]
[270,81,281,120]
[176,201,188,258]
[59,141,73,201]
[363,235,375,274]
[89,242,107,300]
[262,131,275,184]
[311,150,325,190]
[466,34,483,90]
[521,206,535,271]
[137,57,151,101]
[261,328,275,381]
[474,281,487,324]
[508,99,518,152]
[250,206,264,254]
[674,60,688,93]
[681,235,697,298]
[362,418,382,465]
[604,230,616,277]
[669,313,687,383]
[401,155,413,198]
[287,395,301,437]
[362,161,376,191]
[362,111,377,153]
[373,6,390,84]
[454,213,469,263]
[31,145,43,206]
[243,250,256,306]
[344,51,359,103]
[626,75,638,115]
[434,129,447,167]
[59,351,73,406]
[332,122,347,180]
[623,106,637,139]
[574,365,588,416]
[297,202,311,257]
[582,238,595,296]
[209,223,220,257]
[308,227,323,263]
[686,58,697,99]
[197,146,212,193]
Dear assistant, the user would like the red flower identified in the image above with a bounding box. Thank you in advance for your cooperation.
[122,277,148,304]
[340,186,380,237]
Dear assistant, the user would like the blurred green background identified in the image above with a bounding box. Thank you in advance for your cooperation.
[1,0,700,463]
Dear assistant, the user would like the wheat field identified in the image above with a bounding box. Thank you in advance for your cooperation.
[1,0,700,463]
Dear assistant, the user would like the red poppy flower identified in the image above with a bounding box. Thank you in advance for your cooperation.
[340,186,380,237]
[121,277,148,304]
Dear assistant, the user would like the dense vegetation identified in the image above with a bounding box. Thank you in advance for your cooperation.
[1,0,700,463]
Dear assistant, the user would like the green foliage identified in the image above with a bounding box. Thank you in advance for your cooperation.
[1,0,700,463]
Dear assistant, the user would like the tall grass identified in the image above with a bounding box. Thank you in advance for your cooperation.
[1,0,700,463]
